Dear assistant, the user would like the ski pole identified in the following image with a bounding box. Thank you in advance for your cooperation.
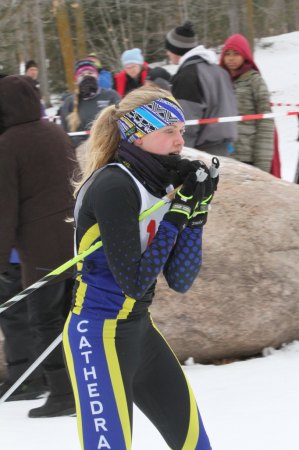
[0,158,221,402]
[0,191,176,402]
[209,156,220,190]
[0,156,220,315]
[0,189,177,316]
[0,240,103,315]
[0,334,62,405]
[0,200,172,401]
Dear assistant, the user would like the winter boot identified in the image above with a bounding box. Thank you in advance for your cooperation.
[0,377,47,401]
[28,368,75,418]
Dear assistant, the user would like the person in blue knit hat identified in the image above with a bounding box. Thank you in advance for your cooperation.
[114,48,149,97]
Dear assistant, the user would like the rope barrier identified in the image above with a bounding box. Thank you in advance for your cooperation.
[270,102,299,107]
[184,110,299,125]
[56,110,299,136]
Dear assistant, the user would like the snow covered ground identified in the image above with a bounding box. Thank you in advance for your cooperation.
[1,342,299,450]
[1,32,299,450]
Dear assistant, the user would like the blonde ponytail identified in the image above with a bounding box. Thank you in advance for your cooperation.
[67,87,81,132]
[74,85,172,196]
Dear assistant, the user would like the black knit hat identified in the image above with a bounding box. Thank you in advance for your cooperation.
[165,21,198,56]
[146,67,172,90]
[25,60,38,71]
[146,67,171,83]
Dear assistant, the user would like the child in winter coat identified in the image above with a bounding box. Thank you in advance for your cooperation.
[220,34,280,176]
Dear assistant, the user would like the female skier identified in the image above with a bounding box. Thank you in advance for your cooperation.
[63,85,215,450]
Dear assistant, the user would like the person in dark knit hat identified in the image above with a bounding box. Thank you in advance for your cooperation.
[165,21,238,156]
[24,59,46,117]
[165,21,199,57]
[25,60,38,80]
[60,57,120,151]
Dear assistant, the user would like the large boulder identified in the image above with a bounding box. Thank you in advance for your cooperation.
[150,148,299,362]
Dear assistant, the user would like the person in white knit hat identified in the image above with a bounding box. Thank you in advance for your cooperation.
[114,48,149,97]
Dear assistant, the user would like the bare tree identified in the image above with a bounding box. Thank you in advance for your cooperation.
[72,0,87,59]
[245,0,255,49]
[52,0,75,92]
[1,0,298,94]
[283,0,298,32]
[34,0,50,105]
[227,0,240,34]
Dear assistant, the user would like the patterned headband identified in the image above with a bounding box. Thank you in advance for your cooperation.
[117,96,185,143]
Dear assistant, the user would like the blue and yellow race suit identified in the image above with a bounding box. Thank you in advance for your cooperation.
[63,163,211,450]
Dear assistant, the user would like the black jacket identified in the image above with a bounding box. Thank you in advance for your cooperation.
[0,75,78,286]
[171,47,238,149]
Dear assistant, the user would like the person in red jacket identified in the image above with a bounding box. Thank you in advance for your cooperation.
[114,48,149,97]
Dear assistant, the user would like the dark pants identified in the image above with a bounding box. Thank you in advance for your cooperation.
[0,278,73,383]
[64,310,211,450]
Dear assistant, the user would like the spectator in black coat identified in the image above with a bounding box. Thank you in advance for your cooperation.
[165,21,238,156]
[0,75,78,418]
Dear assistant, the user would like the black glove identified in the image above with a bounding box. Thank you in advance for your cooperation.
[161,158,202,188]
[0,263,22,304]
[164,172,203,232]
[188,159,219,228]
[173,159,203,186]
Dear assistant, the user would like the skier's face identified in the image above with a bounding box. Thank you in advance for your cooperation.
[133,122,185,156]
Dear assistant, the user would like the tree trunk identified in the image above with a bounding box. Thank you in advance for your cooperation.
[246,0,255,50]
[73,0,87,59]
[52,0,75,93]
[227,0,240,34]
[34,0,50,106]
